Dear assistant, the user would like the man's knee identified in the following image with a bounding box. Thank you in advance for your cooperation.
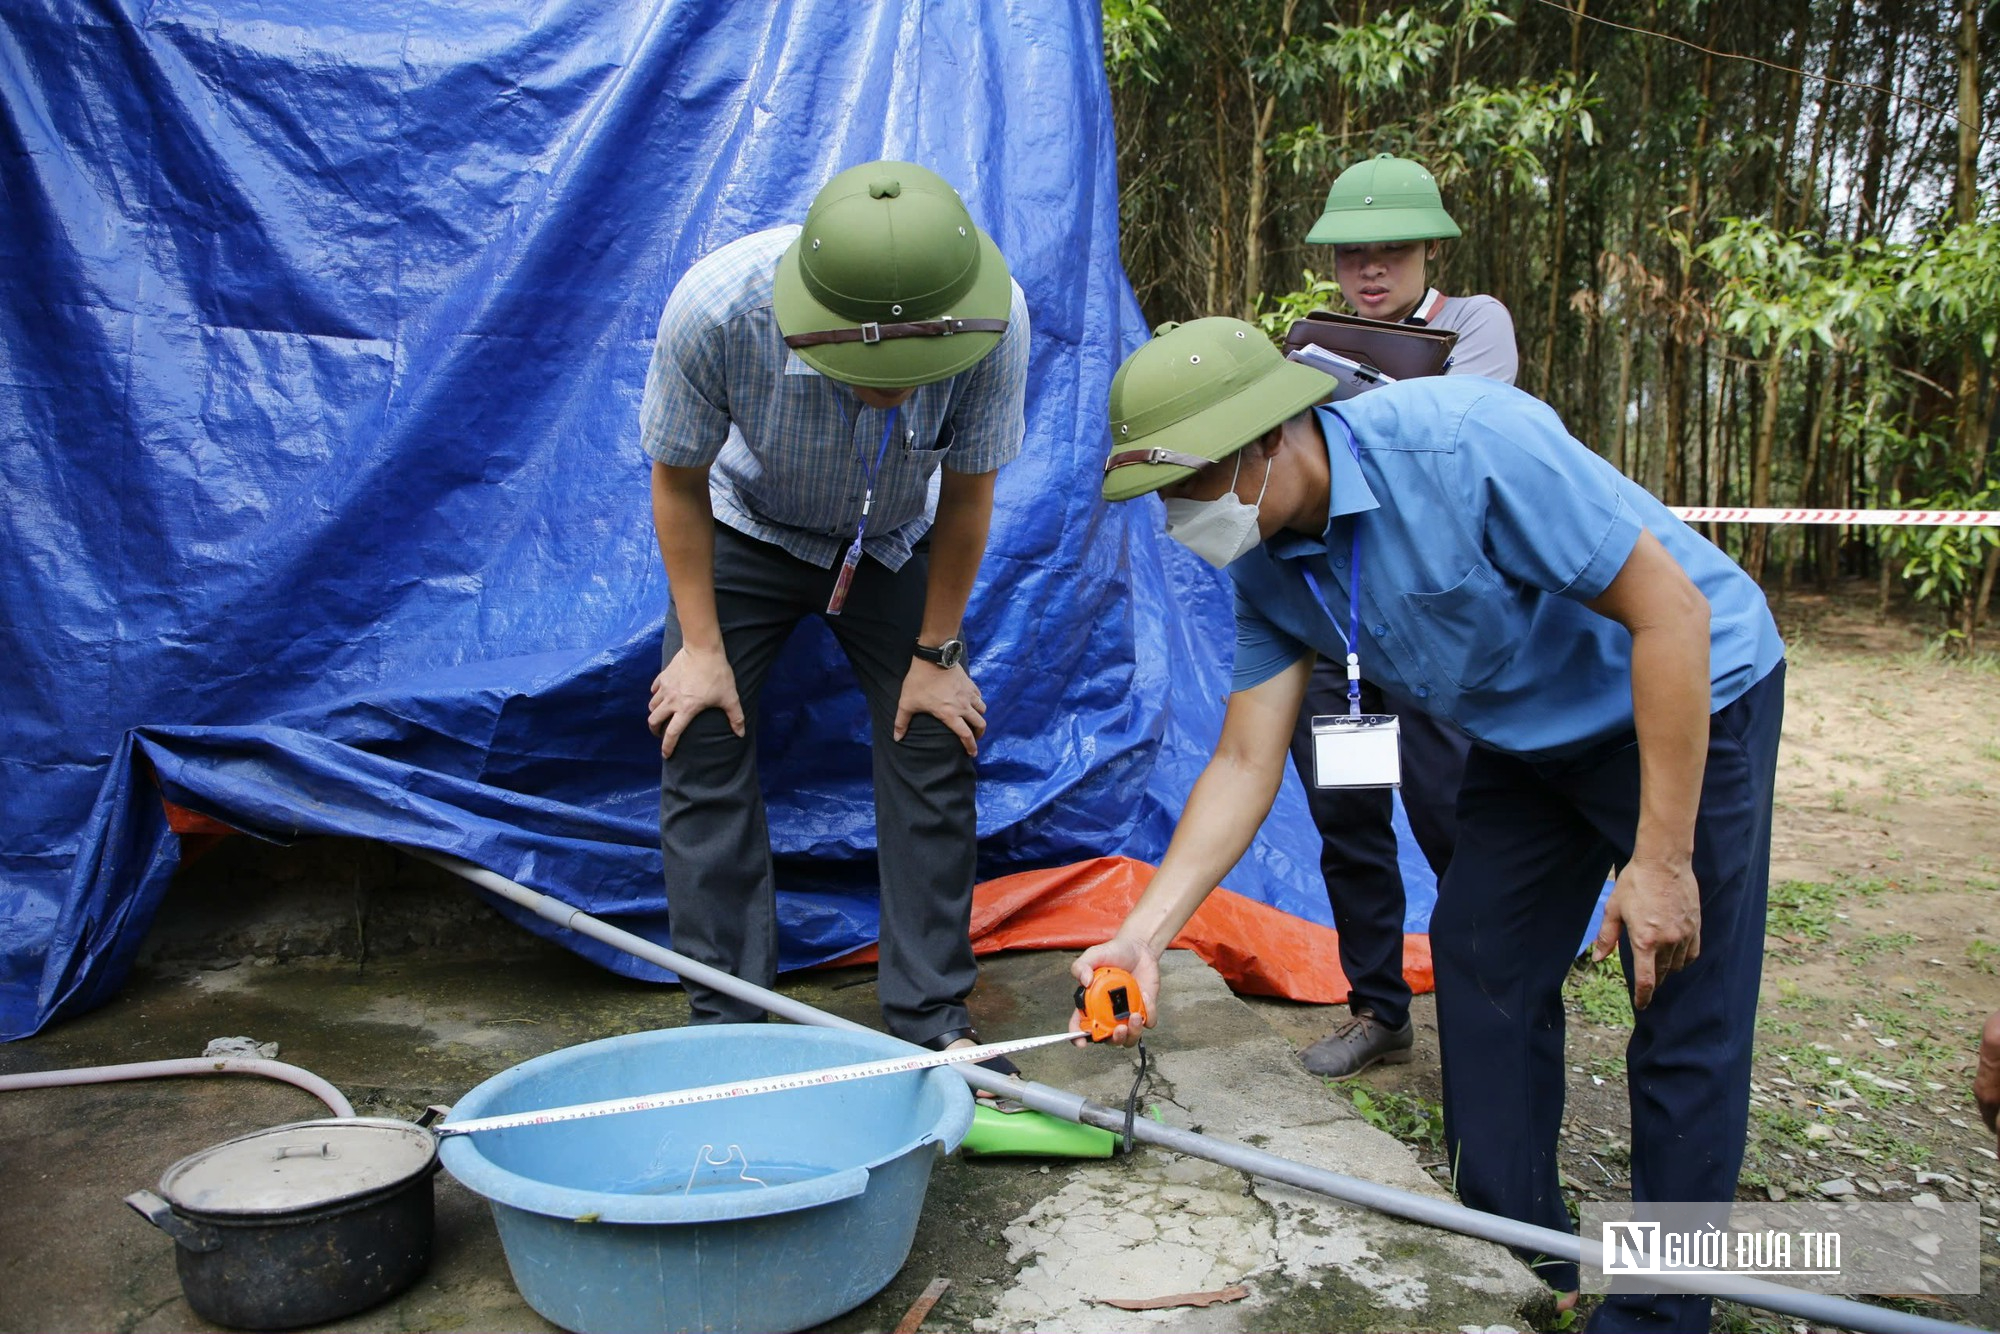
[883,712,975,769]
[661,708,757,787]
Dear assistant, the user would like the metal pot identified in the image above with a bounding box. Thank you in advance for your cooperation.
[126,1112,443,1330]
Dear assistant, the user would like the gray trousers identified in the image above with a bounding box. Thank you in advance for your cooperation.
[660,521,978,1044]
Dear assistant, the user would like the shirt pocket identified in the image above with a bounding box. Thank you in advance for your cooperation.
[900,420,953,457]
[1401,565,1515,692]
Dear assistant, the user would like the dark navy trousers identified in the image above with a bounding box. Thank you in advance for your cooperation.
[1288,665,1472,1029]
[1432,663,1784,1334]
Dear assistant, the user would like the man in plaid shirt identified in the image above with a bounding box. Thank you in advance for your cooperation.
[640,161,1030,1073]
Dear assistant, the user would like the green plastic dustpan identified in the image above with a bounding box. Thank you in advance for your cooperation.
[959,1105,1118,1159]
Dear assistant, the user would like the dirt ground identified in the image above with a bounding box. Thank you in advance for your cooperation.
[1248,579,2000,1332]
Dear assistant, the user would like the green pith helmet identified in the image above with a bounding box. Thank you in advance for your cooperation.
[1304,153,1461,246]
[772,161,1012,388]
[1101,317,1333,502]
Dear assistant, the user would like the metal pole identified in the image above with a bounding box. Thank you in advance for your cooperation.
[411,849,1987,1334]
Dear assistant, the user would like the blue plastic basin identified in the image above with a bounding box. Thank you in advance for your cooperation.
[440,1024,973,1334]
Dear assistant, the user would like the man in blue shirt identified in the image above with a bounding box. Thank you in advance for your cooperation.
[641,161,1030,1072]
[1077,317,1784,1333]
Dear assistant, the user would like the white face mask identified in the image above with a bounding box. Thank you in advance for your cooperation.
[1163,452,1271,570]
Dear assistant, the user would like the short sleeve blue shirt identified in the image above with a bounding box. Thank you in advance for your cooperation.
[1228,379,1785,759]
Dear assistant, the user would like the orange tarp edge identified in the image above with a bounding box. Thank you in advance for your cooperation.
[827,854,1434,1005]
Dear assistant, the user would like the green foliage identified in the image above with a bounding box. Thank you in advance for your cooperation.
[1101,0,1168,87]
[1763,877,1885,942]
[1839,930,1914,964]
[1293,6,1458,102]
[1343,1085,1447,1154]
[1105,0,2000,618]
[1251,270,1342,344]
[1564,956,1633,1029]
[1882,482,2000,614]
[1764,880,1834,940]
[1892,221,2000,362]
[1967,939,2000,974]
[1426,74,1599,192]
[1690,215,2000,623]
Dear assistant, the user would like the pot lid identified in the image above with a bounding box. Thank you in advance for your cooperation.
[159,1118,436,1216]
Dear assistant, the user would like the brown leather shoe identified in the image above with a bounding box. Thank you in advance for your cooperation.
[1299,1010,1414,1080]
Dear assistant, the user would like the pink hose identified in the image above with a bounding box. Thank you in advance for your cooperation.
[0,1057,355,1117]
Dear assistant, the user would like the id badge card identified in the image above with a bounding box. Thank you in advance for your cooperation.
[826,534,864,616]
[1310,714,1401,789]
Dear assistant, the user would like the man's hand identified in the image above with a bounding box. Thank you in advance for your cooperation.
[1590,855,1700,1010]
[648,644,744,759]
[895,660,986,756]
[1069,938,1159,1047]
[1976,1008,2000,1154]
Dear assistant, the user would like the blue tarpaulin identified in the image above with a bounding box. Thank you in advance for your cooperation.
[1,0,1438,1041]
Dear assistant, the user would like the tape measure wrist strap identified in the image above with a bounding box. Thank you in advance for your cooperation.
[1119,1041,1151,1155]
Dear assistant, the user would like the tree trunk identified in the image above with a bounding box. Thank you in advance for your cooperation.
[1856,0,1900,238]
[1768,0,1811,233]
[1241,0,1302,319]
[1745,346,1786,582]
[1952,0,1982,648]
[1663,4,1719,506]
[1618,1,1656,485]
[1800,353,1842,587]
[1612,315,1636,474]
[1538,1,1588,403]
[1698,335,1713,507]
[1976,543,2000,634]
[1954,0,1980,232]
[1213,63,1235,316]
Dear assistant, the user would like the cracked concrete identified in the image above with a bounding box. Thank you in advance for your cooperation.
[0,839,1549,1333]
[958,953,1546,1334]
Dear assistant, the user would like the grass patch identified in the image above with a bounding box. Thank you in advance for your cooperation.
[1565,956,1633,1029]
[1766,879,1842,940]
[1747,1100,1821,1152]
[1840,930,1915,963]
[1341,1086,1446,1156]
[1968,939,2000,974]
[1891,641,2000,676]
[1766,978,1832,1014]
[1765,876,1901,943]
[1712,1299,1803,1334]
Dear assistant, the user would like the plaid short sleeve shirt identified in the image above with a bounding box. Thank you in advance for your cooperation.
[638,226,1031,570]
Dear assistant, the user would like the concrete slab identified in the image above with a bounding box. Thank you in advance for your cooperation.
[959,953,1547,1333]
[0,878,1547,1334]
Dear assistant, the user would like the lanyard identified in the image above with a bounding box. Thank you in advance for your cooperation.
[826,407,900,616]
[1297,414,1364,716]
[1405,287,1447,327]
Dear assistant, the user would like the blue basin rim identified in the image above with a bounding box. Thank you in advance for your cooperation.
[439,1025,973,1226]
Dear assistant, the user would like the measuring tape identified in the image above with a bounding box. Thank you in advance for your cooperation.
[1668,506,2000,527]
[437,1030,1079,1137]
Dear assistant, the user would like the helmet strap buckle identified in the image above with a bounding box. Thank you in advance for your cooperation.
[860,322,882,344]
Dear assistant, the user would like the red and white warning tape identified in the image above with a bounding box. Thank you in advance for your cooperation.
[437,1029,1078,1136]
[1668,507,1999,527]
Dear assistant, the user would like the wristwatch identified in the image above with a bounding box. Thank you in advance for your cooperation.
[913,637,967,670]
